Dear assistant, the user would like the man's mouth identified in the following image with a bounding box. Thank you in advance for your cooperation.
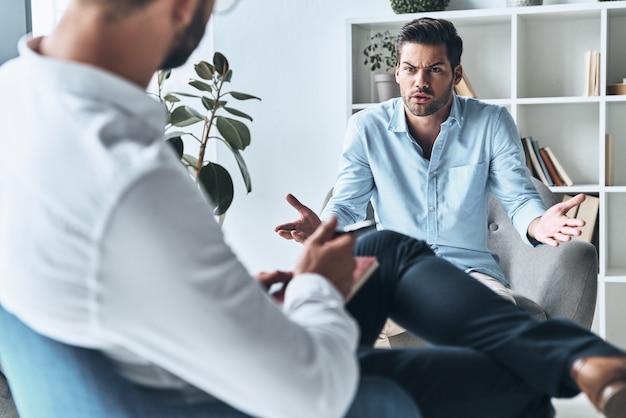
[411,93,430,103]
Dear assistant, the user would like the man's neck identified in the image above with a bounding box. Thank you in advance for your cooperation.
[38,2,170,89]
[405,98,453,159]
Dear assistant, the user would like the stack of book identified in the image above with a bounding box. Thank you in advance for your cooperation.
[520,136,573,187]
[562,194,600,244]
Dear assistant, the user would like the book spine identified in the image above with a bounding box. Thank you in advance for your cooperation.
[530,137,554,186]
[544,147,573,186]
[520,136,534,174]
[524,136,551,186]
[539,148,564,186]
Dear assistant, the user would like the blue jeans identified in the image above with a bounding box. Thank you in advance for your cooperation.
[0,304,420,418]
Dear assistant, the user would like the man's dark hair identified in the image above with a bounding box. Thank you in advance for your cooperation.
[396,17,463,69]
[79,0,157,21]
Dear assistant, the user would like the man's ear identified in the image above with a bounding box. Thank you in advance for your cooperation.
[170,0,198,27]
[453,64,463,86]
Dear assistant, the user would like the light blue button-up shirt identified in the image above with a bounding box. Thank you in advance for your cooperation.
[322,95,547,285]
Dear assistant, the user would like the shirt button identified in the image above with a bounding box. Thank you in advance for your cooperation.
[429,206,435,212]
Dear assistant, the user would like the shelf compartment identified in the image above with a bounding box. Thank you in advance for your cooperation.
[605,193,626,273]
[516,11,601,99]
[605,282,626,350]
[607,9,626,87]
[516,102,600,186]
[606,102,626,186]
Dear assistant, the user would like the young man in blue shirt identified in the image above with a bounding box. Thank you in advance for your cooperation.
[276,17,626,418]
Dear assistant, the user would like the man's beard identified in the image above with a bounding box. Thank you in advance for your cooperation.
[403,79,454,117]
[160,1,208,70]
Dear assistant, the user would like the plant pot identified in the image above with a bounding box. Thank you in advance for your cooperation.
[374,73,400,102]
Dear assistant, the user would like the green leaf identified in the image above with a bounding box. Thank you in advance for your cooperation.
[170,106,203,127]
[158,69,171,85]
[164,130,188,141]
[223,107,253,121]
[163,93,180,103]
[198,162,234,216]
[218,138,252,193]
[215,116,251,150]
[194,61,214,80]
[230,91,261,101]
[166,136,183,159]
[201,97,228,112]
[171,92,201,98]
[189,79,213,93]
[213,52,229,76]
[223,69,233,83]
[182,153,199,168]
[201,96,226,111]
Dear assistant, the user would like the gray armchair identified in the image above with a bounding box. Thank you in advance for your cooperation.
[324,177,598,348]
[486,178,597,328]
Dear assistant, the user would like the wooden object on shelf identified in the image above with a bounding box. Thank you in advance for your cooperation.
[562,194,600,244]
[607,83,626,95]
[454,72,476,98]
[606,133,614,186]
[584,50,600,96]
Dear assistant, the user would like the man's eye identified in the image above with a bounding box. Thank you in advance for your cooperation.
[404,67,416,73]
[430,67,442,73]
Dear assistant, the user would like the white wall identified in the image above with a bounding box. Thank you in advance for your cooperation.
[208,0,591,274]
[29,0,591,274]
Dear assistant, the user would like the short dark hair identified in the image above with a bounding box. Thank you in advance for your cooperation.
[78,0,157,21]
[396,17,463,69]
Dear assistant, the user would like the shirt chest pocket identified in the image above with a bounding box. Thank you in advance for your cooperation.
[438,162,488,215]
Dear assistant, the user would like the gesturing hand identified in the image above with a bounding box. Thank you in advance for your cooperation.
[294,217,356,299]
[528,193,586,247]
[274,194,322,244]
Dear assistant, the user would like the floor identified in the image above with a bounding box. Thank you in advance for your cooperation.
[552,394,603,417]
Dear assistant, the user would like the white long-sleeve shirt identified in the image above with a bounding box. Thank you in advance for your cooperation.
[0,36,359,418]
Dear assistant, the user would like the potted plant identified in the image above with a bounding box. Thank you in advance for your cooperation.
[156,52,261,220]
[363,30,400,102]
[389,0,450,13]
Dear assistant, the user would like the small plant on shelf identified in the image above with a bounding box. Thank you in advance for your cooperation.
[156,52,261,219]
[363,30,397,73]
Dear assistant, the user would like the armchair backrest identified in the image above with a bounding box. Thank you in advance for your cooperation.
[487,177,598,328]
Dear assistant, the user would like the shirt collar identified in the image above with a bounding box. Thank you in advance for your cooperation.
[19,36,167,142]
[388,93,463,132]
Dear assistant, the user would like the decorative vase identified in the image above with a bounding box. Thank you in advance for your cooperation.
[506,0,543,6]
[374,73,400,102]
[390,0,450,14]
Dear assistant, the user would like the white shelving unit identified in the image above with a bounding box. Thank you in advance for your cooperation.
[347,1,626,349]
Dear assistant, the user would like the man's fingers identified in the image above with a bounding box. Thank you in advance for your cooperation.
[286,193,308,213]
[560,193,586,214]
[276,230,295,240]
[274,222,296,233]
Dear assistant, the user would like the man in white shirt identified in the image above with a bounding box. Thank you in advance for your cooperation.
[0,1,565,418]
[0,0,420,417]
